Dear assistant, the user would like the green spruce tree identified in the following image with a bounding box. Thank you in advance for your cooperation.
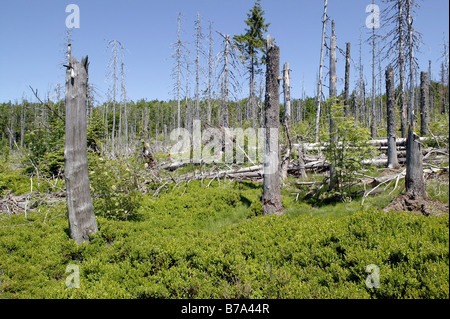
[233,0,270,122]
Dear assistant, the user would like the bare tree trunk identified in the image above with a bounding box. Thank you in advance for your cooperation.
[20,99,25,148]
[315,0,328,143]
[8,102,14,149]
[195,12,201,122]
[386,64,399,169]
[281,62,292,181]
[405,0,425,200]
[177,13,182,128]
[259,78,264,127]
[124,85,128,150]
[441,62,447,114]
[297,139,307,179]
[420,71,430,136]
[207,21,213,124]
[371,8,377,139]
[405,127,425,199]
[428,60,434,121]
[249,54,257,126]
[398,2,407,137]
[344,42,351,118]
[262,35,283,216]
[223,35,230,128]
[65,55,97,245]
[112,40,117,153]
[408,1,415,128]
[358,27,365,125]
[378,48,383,128]
[185,56,191,132]
[329,20,338,190]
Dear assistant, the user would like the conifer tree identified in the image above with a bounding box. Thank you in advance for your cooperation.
[233,0,270,124]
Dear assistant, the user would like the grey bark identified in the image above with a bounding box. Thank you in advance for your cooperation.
[407,0,415,127]
[111,40,117,153]
[420,71,430,136]
[281,62,292,181]
[358,27,365,125]
[20,100,25,148]
[65,55,97,245]
[177,13,182,128]
[405,0,425,199]
[398,2,408,138]
[315,0,328,143]
[222,35,230,127]
[405,126,426,199]
[262,35,283,216]
[386,64,400,169]
[371,7,377,139]
[344,42,351,118]
[207,21,213,124]
[428,60,434,120]
[329,20,338,190]
[195,12,201,121]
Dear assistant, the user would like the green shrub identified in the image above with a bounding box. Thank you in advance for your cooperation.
[320,100,377,201]
[89,156,143,221]
[0,181,448,299]
[0,169,31,196]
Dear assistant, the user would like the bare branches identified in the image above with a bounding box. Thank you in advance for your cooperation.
[28,86,64,121]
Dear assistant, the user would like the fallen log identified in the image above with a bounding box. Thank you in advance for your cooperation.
[295,136,439,152]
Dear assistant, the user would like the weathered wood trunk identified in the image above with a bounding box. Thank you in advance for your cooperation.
[386,64,400,169]
[420,71,429,136]
[65,55,97,244]
[222,35,230,128]
[315,0,328,143]
[262,35,283,216]
[344,42,351,118]
[281,62,292,181]
[329,20,338,190]
[370,11,377,139]
[405,126,426,199]
[407,0,415,127]
[207,22,213,124]
[177,13,182,128]
[398,2,407,138]
[297,140,308,179]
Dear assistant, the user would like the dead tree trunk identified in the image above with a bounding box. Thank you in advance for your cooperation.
[177,13,182,128]
[297,139,308,179]
[262,35,283,216]
[405,127,426,199]
[386,64,400,169]
[405,0,425,200]
[407,0,415,128]
[370,6,377,139]
[420,71,429,136]
[281,62,292,181]
[315,0,328,143]
[207,21,213,124]
[398,2,407,138]
[65,55,97,245]
[329,20,338,190]
[195,13,200,121]
[344,42,351,118]
[222,35,230,127]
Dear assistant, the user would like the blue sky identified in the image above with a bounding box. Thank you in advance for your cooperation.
[0,0,448,105]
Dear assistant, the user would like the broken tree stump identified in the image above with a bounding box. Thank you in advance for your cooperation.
[65,55,98,245]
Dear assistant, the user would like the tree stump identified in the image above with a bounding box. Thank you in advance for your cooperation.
[65,55,98,244]
[262,35,284,216]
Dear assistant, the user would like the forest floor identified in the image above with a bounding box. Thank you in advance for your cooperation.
[0,155,449,299]
[384,171,449,216]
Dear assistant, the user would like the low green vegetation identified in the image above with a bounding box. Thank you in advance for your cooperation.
[0,179,448,299]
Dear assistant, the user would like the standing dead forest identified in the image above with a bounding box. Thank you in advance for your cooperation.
[0,0,449,300]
